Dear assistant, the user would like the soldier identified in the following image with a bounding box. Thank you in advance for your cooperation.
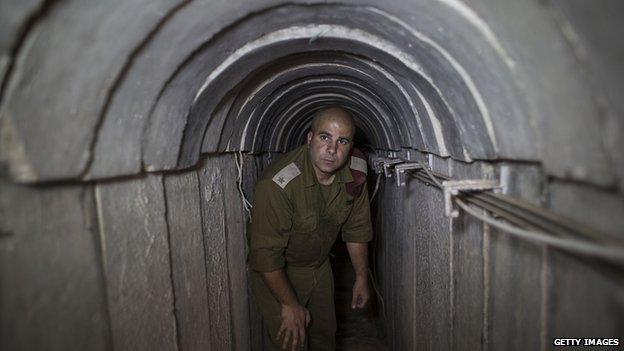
[248,106,373,350]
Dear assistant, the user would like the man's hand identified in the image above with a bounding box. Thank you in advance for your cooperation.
[277,303,311,350]
[346,242,370,309]
[260,269,310,349]
[351,276,370,309]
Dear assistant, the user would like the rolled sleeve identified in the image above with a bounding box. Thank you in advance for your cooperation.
[341,183,373,242]
[248,179,293,272]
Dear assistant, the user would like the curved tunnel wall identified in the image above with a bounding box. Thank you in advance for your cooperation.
[1,0,623,350]
[1,1,621,186]
[0,1,560,181]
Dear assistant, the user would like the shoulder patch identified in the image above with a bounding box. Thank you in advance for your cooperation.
[349,156,368,175]
[272,163,301,189]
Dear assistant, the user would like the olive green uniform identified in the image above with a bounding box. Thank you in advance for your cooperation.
[248,144,373,350]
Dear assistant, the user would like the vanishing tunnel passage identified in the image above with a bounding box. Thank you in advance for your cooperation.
[1,1,623,351]
[142,3,513,172]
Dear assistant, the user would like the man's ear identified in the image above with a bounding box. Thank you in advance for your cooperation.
[306,130,313,144]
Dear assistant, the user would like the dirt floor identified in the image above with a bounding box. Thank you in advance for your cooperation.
[331,242,387,351]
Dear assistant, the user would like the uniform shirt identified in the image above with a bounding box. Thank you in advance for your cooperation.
[248,144,373,272]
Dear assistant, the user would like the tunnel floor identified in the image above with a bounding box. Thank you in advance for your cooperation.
[331,242,387,351]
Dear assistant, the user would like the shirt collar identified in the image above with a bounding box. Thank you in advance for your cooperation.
[303,144,354,187]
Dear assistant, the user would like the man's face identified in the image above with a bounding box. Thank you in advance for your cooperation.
[306,117,354,178]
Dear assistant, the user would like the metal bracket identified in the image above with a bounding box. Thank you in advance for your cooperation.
[394,162,422,187]
[442,179,501,218]
[382,159,403,177]
[369,156,387,174]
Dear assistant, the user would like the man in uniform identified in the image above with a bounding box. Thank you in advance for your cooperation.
[248,106,373,350]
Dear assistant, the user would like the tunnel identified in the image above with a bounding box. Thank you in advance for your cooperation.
[1,0,623,350]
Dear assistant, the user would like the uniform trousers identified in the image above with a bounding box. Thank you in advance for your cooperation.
[251,258,336,350]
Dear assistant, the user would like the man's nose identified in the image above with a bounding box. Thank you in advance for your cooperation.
[326,142,337,154]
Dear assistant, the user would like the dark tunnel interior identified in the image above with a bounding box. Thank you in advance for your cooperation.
[1,1,623,350]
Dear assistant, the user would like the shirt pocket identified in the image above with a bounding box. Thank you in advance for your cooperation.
[287,212,319,263]
[291,212,318,234]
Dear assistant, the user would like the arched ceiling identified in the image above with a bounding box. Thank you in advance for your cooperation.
[2,1,547,182]
[141,3,524,172]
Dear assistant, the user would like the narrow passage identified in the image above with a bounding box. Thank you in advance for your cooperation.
[331,241,386,351]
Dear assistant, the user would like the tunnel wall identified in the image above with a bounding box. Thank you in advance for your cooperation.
[1,154,267,350]
[1,0,622,188]
[1,0,623,350]
[374,153,624,350]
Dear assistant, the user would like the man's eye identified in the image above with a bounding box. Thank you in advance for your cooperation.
[320,135,328,141]
[339,139,349,145]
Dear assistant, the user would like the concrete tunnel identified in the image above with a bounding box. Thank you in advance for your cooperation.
[0,0,623,350]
